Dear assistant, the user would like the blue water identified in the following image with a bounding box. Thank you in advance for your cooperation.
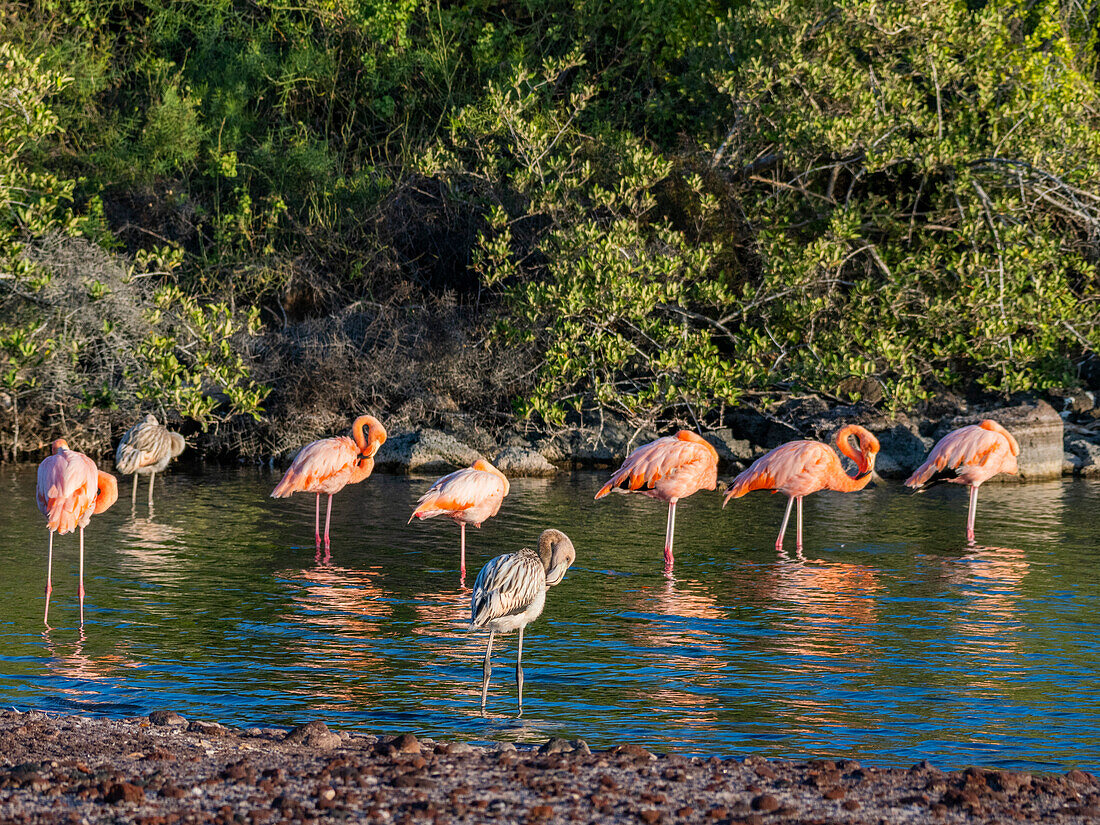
[1,466,1098,772]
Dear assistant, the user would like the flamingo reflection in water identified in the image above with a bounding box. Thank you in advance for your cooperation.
[618,572,730,724]
[736,554,885,740]
[43,627,141,704]
[939,544,1031,685]
[471,529,575,712]
[279,564,395,708]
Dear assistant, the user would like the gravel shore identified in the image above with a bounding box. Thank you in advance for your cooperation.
[1,711,1098,824]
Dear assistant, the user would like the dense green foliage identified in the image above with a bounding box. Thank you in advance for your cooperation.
[1,0,1099,454]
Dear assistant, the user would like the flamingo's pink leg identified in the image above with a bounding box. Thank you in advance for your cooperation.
[460,522,467,581]
[776,496,795,552]
[664,500,678,567]
[44,531,54,626]
[78,526,86,625]
[324,494,333,550]
[314,493,321,548]
[966,485,978,543]
[795,495,804,552]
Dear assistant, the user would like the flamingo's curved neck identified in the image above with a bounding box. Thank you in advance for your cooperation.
[351,415,386,457]
[832,426,875,492]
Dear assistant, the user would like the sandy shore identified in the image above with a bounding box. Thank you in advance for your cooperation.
[1,711,1098,824]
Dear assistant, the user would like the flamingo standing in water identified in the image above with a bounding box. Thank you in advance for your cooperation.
[905,420,1019,543]
[37,439,119,625]
[723,425,880,554]
[471,529,576,711]
[410,459,510,581]
[271,415,387,551]
[115,414,185,507]
[594,431,718,568]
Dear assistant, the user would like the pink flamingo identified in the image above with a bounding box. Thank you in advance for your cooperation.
[36,439,119,625]
[723,425,880,554]
[271,415,387,551]
[594,431,718,568]
[409,459,510,580]
[905,420,1019,543]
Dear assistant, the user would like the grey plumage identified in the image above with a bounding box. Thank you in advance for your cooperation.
[470,529,576,711]
[115,414,185,505]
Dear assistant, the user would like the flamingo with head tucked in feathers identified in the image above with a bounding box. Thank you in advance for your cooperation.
[594,431,718,569]
[37,439,118,625]
[723,425,880,555]
[905,419,1019,543]
[471,528,576,711]
[115,413,186,507]
[409,459,510,581]
[271,415,387,551]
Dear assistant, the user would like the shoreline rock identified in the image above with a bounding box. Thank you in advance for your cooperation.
[0,710,1096,824]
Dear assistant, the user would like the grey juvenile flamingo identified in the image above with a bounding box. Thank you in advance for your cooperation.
[470,529,576,712]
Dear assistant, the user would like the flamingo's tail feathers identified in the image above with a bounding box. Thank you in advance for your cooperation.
[725,468,776,501]
[594,481,614,500]
[270,470,299,498]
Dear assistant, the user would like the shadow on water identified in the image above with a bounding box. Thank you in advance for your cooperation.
[1,465,1099,771]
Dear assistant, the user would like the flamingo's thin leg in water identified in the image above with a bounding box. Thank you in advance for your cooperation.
[664,501,678,567]
[131,475,139,507]
[324,494,333,550]
[44,531,54,626]
[460,523,467,580]
[966,485,979,543]
[78,527,85,625]
[776,496,795,552]
[796,495,804,553]
[147,471,155,506]
[516,627,525,713]
[480,629,495,708]
[314,494,321,548]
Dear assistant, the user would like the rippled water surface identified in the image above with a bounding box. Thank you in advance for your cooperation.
[1,466,1099,771]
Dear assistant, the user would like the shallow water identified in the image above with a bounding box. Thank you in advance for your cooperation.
[1,466,1099,771]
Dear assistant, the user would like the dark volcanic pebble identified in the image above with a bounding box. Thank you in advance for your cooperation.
[0,711,1095,825]
[147,711,186,728]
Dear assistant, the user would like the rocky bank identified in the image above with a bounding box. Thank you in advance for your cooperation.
[1,711,1098,825]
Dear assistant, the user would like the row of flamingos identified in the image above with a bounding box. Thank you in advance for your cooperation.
[34,413,1019,707]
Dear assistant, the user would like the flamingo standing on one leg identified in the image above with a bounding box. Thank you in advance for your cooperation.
[410,459,510,581]
[594,431,718,569]
[36,439,119,625]
[723,425,880,555]
[471,529,576,712]
[271,415,387,552]
[115,414,186,508]
[905,419,1019,543]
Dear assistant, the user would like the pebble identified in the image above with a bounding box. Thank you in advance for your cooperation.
[751,794,780,812]
[147,711,187,728]
[392,733,421,754]
[283,721,341,749]
[104,782,145,804]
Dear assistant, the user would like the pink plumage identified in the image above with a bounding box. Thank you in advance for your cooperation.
[723,425,880,554]
[905,420,1019,542]
[271,415,387,553]
[594,431,718,568]
[35,439,118,625]
[410,459,510,580]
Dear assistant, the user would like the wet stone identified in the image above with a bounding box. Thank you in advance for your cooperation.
[539,738,574,755]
